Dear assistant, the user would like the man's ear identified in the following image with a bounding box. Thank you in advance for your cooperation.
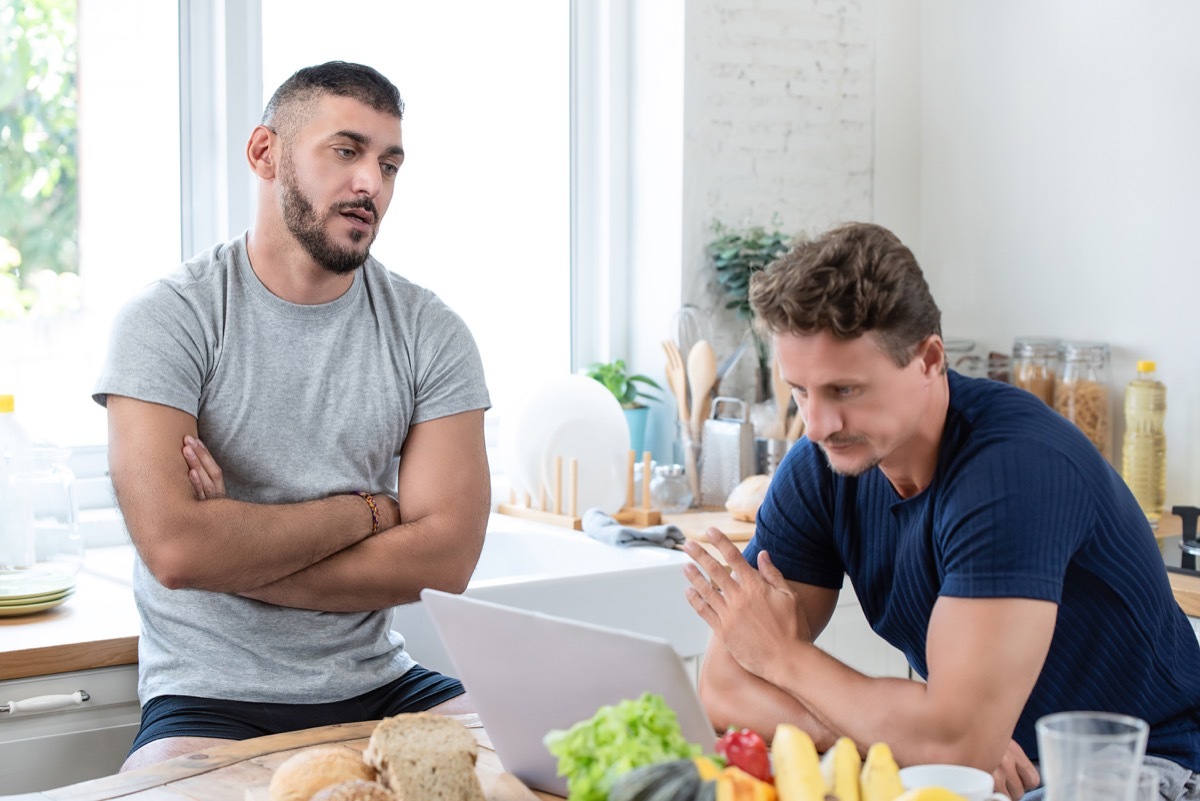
[247,125,276,179]
[918,335,945,378]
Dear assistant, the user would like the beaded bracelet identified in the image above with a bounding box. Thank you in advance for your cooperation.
[354,491,380,535]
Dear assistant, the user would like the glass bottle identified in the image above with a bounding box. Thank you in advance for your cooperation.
[1121,361,1167,529]
[1011,336,1061,405]
[1054,341,1111,460]
[650,464,693,513]
[0,395,35,572]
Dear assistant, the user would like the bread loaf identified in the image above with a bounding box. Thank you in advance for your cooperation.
[725,474,771,522]
[267,746,376,801]
[364,713,486,801]
[309,779,396,801]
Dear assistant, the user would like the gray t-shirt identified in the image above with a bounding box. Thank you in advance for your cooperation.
[93,234,491,704]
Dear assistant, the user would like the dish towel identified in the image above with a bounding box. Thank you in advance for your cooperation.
[581,509,686,548]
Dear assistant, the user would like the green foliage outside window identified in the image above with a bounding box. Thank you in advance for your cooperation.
[0,0,79,318]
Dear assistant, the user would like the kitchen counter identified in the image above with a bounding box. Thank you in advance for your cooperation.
[2,715,557,801]
[4,513,1199,682]
[0,547,138,681]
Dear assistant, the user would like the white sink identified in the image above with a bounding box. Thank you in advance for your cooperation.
[390,513,711,674]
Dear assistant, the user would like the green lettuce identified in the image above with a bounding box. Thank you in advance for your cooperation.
[542,692,702,801]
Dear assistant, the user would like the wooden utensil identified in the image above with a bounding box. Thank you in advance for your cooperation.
[661,339,690,425]
[771,353,791,439]
[686,340,717,441]
[786,409,806,442]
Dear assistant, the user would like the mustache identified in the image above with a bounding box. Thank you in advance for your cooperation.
[334,198,378,219]
[822,435,865,447]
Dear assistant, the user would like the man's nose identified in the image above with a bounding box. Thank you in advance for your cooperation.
[350,162,383,198]
[802,395,840,442]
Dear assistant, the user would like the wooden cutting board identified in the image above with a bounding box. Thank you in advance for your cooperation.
[663,509,755,543]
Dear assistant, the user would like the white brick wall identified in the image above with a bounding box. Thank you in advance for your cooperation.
[681,0,878,400]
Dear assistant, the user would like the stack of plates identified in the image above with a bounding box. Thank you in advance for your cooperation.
[0,574,76,617]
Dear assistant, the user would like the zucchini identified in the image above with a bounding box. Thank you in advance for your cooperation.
[608,759,702,801]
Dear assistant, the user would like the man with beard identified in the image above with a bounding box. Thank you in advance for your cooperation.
[681,223,1200,800]
[93,62,491,770]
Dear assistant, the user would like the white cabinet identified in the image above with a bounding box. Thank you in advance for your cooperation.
[816,591,911,679]
[0,665,140,793]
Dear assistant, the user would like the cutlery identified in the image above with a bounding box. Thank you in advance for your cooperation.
[686,340,717,442]
[661,340,690,425]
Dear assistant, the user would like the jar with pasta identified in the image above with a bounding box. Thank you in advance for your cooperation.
[1054,340,1112,460]
[1011,336,1061,405]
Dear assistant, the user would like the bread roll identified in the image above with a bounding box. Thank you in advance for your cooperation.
[310,780,395,801]
[268,746,375,801]
[364,713,485,801]
[726,474,771,522]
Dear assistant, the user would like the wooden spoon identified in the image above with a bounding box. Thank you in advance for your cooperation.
[686,340,717,441]
[771,352,791,439]
[661,339,690,426]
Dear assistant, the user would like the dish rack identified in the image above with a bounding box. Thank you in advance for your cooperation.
[498,450,662,530]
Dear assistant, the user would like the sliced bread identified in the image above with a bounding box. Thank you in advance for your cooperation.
[363,713,486,801]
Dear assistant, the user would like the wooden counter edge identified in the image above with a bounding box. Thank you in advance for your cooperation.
[1169,572,1200,618]
[0,637,138,682]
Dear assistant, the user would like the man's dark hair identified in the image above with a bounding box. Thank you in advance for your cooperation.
[262,61,404,137]
[749,222,942,368]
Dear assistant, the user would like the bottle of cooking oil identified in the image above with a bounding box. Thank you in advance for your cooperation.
[1121,361,1167,528]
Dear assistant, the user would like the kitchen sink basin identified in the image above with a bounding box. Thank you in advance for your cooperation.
[390,513,710,675]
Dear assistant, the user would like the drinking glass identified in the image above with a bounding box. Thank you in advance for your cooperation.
[1036,711,1149,801]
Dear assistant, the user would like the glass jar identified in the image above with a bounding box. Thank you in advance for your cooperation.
[944,338,985,378]
[1011,336,1061,405]
[28,447,84,578]
[1054,341,1112,460]
[650,464,693,513]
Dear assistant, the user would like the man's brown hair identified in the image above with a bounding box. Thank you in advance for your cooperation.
[748,222,942,368]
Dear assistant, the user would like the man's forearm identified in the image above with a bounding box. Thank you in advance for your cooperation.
[123,492,377,594]
[700,643,841,749]
[239,511,486,612]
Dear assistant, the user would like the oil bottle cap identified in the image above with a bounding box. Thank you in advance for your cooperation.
[1136,360,1157,373]
[0,395,13,413]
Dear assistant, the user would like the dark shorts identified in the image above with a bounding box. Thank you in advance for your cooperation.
[128,665,465,755]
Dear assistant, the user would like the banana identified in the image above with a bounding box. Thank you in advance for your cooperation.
[859,742,906,801]
[772,724,828,801]
[893,788,968,801]
[819,736,862,801]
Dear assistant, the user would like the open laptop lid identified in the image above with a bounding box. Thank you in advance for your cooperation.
[419,588,717,796]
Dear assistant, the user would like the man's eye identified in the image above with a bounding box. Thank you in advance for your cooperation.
[381,163,399,177]
[836,386,856,397]
[335,147,355,158]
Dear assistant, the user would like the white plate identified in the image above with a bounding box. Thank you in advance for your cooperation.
[0,587,74,606]
[502,375,630,504]
[540,417,629,515]
[0,592,73,617]
[0,573,76,600]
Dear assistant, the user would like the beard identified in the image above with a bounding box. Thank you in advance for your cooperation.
[819,436,882,477]
[279,159,377,275]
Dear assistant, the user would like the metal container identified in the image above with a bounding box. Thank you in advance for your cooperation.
[699,397,755,507]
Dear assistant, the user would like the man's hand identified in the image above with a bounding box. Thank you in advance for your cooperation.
[181,434,399,530]
[994,739,1040,800]
[182,436,225,500]
[681,528,812,679]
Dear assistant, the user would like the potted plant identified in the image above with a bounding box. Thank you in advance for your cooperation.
[708,220,796,400]
[584,359,662,456]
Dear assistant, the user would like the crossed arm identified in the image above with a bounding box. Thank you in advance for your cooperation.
[106,395,490,612]
[684,532,1050,799]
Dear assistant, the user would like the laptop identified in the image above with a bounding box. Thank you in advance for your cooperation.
[419,588,718,796]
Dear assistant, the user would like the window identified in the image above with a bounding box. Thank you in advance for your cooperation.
[261,0,573,424]
[0,0,180,447]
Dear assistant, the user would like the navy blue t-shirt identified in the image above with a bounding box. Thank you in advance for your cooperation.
[747,371,1200,768]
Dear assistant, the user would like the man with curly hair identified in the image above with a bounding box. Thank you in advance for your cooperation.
[683,222,1200,800]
